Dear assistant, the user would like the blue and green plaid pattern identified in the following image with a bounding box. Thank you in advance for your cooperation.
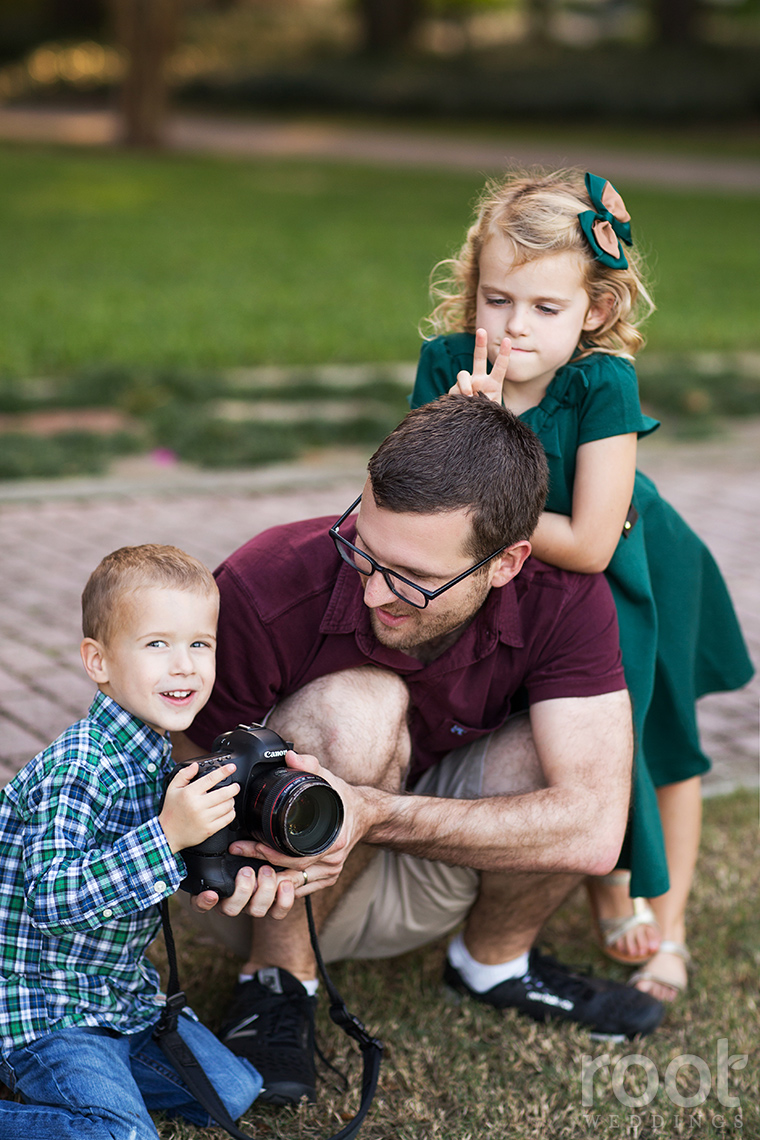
[0,691,185,1056]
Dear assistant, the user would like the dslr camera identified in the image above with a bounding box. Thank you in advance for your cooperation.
[164,723,344,898]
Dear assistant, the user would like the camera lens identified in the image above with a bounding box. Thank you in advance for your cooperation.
[244,768,344,856]
[284,793,316,836]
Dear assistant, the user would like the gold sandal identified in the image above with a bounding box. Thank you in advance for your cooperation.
[629,941,691,1002]
[588,871,660,966]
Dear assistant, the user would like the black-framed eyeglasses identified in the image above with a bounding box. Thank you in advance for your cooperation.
[328,495,508,610]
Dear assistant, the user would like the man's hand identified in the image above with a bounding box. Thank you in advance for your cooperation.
[228,751,369,897]
[189,749,373,920]
[449,327,510,402]
[189,863,298,921]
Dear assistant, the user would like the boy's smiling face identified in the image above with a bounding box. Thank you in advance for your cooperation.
[81,586,218,735]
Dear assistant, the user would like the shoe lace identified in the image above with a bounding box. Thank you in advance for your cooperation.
[528,952,597,1001]
[261,992,315,1051]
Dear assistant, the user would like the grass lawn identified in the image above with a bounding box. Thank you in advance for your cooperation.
[0,142,759,380]
[0,140,758,477]
[147,789,759,1139]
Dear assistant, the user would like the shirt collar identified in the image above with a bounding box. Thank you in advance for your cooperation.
[319,559,525,671]
[88,690,172,769]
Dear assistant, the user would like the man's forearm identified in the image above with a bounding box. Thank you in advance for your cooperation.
[359,784,623,877]
[355,692,633,878]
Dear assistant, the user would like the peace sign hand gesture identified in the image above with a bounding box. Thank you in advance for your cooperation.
[448,328,511,403]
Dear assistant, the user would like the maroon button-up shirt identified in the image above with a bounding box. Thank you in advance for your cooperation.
[190,516,627,778]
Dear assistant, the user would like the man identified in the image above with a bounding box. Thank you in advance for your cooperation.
[174,395,663,1106]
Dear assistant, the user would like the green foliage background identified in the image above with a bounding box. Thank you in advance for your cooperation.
[1,144,759,379]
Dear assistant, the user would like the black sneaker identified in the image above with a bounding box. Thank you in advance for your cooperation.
[218,968,317,1105]
[444,948,664,1039]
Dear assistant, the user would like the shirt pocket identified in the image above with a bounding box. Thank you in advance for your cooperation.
[424,712,513,756]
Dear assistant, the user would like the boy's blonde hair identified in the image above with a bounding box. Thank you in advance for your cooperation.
[425,167,654,359]
[82,544,218,646]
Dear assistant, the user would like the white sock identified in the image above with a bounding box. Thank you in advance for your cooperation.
[238,970,319,996]
[447,932,529,993]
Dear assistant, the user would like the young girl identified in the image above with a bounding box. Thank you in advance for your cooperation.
[409,168,754,1002]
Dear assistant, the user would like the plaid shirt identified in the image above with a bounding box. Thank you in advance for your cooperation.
[0,691,186,1057]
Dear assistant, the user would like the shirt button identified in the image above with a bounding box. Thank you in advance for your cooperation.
[103,908,113,917]
[147,763,157,773]
[154,881,167,894]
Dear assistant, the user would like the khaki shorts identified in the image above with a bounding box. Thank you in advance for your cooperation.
[319,735,487,962]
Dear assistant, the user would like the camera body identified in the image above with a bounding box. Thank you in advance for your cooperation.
[164,723,344,898]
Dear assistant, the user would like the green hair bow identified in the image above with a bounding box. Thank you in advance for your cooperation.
[578,172,632,269]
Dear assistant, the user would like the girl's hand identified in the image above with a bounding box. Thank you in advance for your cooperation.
[159,762,239,853]
[449,328,511,403]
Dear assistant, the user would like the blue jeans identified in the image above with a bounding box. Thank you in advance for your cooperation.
[0,1011,262,1139]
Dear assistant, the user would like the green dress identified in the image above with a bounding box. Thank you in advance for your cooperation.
[411,333,754,897]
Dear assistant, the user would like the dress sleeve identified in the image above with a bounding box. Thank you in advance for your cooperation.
[576,355,659,446]
[409,337,457,409]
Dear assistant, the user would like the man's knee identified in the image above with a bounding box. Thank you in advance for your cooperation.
[480,714,547,797]
[267,667,411,788]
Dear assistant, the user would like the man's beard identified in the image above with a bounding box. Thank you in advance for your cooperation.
[367,574,491,662]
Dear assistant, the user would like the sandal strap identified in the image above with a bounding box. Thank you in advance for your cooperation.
[598,898,657,948]
[629,942,692,998]
[628,967,688,995]
[656,940,691,965]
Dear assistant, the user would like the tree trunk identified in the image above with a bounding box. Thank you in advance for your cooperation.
[651,0,698,45]
[356,0,423,54]
[526,0,555,45]
[50,0,104,37]
[109,0,183,148]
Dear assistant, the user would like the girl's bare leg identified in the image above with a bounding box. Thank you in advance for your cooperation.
[586,875,660,963]
[632,775,702,1001]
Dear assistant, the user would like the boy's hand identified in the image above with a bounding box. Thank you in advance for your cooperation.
[449,327,510,403]
[159,762,239,854]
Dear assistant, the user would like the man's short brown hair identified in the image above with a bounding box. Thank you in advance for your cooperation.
[82,544,218,646]
[368,393,548,560]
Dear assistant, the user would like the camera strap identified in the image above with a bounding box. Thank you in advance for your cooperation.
[154,898,383,1140]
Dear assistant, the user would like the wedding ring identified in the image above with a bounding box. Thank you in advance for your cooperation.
[302,870,309,886]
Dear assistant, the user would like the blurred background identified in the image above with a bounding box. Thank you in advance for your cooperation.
[0,0,758,478]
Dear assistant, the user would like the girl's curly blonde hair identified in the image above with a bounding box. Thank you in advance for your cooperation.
[424,167,655,359]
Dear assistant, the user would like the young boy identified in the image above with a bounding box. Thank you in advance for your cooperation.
[0,544,262,1139]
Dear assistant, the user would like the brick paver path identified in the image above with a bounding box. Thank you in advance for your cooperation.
[1,106,760,191]
[0,426,757,795]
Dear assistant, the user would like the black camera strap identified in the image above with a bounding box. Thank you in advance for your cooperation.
[154,898,383,1140]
